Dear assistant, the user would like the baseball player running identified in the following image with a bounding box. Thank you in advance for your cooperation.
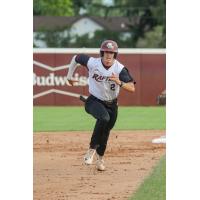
[67,40,136,171]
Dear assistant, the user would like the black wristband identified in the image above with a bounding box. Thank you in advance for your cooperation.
[119,81,124,87]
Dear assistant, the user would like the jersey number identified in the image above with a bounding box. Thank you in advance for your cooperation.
[110,84,115,91]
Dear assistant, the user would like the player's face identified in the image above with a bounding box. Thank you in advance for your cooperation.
[102,51,115,67]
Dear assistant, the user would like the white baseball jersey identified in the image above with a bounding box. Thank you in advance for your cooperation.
[87,57,124,101]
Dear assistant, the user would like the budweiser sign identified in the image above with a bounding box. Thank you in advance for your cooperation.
[33,72,87,86]
[33,60,88,99]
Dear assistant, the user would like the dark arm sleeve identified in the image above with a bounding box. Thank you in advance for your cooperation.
[119,67,136,84]
[75,54,90,67]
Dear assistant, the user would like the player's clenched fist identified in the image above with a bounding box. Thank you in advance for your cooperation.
[108,73,121,85]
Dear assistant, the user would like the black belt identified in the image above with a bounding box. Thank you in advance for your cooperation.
[91,95,117,105]
[103,99,117,105]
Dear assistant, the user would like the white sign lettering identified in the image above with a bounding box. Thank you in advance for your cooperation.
[33,73,88,86]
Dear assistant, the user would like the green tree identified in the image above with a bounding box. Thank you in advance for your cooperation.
[69,30,132,48]
[33,0,74,16]
[112,0,166,47]
[72,0,93,15]
[87,0,114,17]
[136,25,165,48]
[33,0,165,48]
[34,26,72,47]
[72,0,114,17]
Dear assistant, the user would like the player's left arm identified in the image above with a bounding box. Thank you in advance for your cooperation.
[109,67,136,92]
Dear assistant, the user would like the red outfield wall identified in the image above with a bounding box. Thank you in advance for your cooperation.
[33,49,166,106]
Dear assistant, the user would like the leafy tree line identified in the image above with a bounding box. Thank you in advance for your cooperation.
[33,0,165,48]
[35,29,126,48]
[33,0,74,16]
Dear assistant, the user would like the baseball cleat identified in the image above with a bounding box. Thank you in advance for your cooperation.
[83,148,96,165]
[96,154,105,171]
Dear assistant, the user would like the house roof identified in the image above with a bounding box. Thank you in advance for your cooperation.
[33,16,135,32]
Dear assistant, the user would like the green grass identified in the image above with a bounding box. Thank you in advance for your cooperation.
[129,156,166,200]
[33,106,165,132]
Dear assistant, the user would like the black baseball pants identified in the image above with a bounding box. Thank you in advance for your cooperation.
[85,95,118,156]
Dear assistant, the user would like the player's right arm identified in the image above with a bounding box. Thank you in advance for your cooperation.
[67,54,90,86]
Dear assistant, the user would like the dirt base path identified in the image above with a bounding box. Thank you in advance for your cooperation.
[34,130,166,200]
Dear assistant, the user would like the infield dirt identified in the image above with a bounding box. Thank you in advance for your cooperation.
[34,130,166,200]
